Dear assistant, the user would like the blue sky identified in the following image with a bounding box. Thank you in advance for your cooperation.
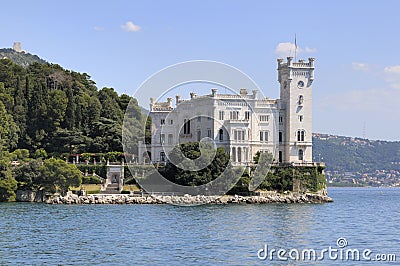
[1,0,399,140]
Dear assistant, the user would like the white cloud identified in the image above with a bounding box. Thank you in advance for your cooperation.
[121,21,141,32]
[382,65,400,89]
[93,26,104,31]
[304,47,317,53]
[352,62,370,71]
[274,42,316,57]
[384,65,400,74]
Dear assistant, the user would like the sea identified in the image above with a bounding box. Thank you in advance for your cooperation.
[0,187,399,265]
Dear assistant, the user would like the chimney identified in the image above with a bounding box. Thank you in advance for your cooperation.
[287,56,293,66]
[175,95,181,104]
[252,90,258,99]
[167,97,172,108]
[240,89,248,96]
[150,97,154,110]
[308,57,315,67]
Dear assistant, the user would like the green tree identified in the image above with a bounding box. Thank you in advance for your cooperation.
[40,158,82,195]
[13,159,44,191]
[0,101,9,150]
[163,142,230,186]
[98,87,123,122]
[0,155,17,202]
[64,87,76,129]
[47,89,67,129]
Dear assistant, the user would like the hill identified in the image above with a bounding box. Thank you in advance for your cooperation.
[0,56,144,156]
[0,48,47,67]
[313,133,400,186]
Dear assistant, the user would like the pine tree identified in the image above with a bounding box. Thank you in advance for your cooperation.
[64,87,76,129]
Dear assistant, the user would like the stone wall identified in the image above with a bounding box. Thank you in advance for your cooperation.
[16,190,49,202]
[46,192,333,205]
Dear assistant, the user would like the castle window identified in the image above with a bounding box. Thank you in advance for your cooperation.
[279,132,283,143]
[279,151,283,163]
[161,119,165,125]
[219,111,224,120]
[259,115,269,122]
[183,119,191,134]
[245,111,250,120]
[207,129,212,138]
[169,119,173,125]
[160,134,165,144]
[298,95,304,105]
[260,131,269,142]
[234,129,245,141]
[298,149,304,161]
[197,130,201,141]
[297,130,305,141]
[168,134,173,145]
[279,116,283,124]
[219,129,224,141]
[237,147,242,163]
[232,147,236,162]
[230,111,239,120]
[160,152,166,162]
[299,115,303,122]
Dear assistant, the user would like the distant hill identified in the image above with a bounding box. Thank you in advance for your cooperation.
[313,133,400,173]
[0,48,46,67]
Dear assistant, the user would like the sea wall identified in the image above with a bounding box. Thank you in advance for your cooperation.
[16,190,48,202]
[46,192,333,205]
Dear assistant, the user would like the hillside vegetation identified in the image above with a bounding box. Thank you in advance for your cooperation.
[313,134,400,172]
[0,48,47,67]
[0,53,144,201]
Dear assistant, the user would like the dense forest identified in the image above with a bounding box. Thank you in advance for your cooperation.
[0,55,144,201]
[0,58,143,155]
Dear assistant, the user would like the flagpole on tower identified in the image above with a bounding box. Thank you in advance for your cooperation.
[294,34,297,62]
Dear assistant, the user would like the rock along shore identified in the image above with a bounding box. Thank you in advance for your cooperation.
[46,192,333,205]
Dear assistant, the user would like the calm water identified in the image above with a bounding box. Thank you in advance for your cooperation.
[0,188,399,265]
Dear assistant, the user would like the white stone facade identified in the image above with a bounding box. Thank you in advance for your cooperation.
[138,57,315,165]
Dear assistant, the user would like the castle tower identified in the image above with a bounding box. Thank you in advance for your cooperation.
[277,57,315,163]
[13,42,21,52]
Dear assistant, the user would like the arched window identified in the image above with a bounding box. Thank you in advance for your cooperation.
[232,147,236,162]
[219,129,224,141]
[160,152,166,162]
[297,130,305,142]
[298,149,304,161]
[183,119,191,134]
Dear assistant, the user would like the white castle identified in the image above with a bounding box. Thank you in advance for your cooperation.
[138,57,315,166]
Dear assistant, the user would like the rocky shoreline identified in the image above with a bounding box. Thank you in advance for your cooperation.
[46,192,333,205]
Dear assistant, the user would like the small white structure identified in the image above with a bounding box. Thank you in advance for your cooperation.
[13,42,21,52]
[139,57,315,165]
[104,161,124,192]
